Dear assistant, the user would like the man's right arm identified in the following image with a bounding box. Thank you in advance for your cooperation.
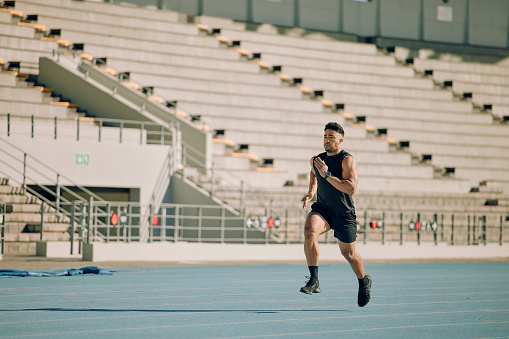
[303,156,317,208]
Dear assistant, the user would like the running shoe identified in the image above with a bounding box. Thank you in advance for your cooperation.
[358,275,372,307]
[300,276,321,294]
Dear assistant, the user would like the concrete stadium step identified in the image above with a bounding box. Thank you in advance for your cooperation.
[127,65,282,88]
[386,128,509,148]
[0,101,80,118]
[4,232,70,242]
[0,86,56,104]
[324,92,472,113]
[452,81,509,97]
[0,47,53,65]
[0,22,40,39]
[283,66,434,90]
[431,70,509,87]
[207,115,349,135]
[178,102,345,123]
[199,18,377,55]
[58,29,222,52]
[15,0,181,22]
[365,115,509,137]
[409,140,509,159]
[346,104,493,125]
[219,128,371,147]
[0,9,14,24]
[0,35,59,53]
[236,40,396,68]
[259,54,411,79]
[302,79,453,101]
[93,52,261,77]
[0,194,36,204]
[4,212,68,224]
[472,93,509,106]
[158,88,323,113]
[431,154,509,172]
[32,16,196,48]
[146,76,303,100]
[0,185,25,195]
[413,58,509,77]
[14,2,186,34]
[79,39,247,64]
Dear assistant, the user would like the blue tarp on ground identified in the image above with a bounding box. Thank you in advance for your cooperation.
[0,266,112,277]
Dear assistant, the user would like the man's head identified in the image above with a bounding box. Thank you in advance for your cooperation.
[323,122,344,154]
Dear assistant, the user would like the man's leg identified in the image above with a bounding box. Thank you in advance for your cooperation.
[304,212,329,266]
[338,241,364,278]
[301,213,329,294]
[339,241,372,307]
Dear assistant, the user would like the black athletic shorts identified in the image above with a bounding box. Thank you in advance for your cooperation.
[311,202,357,243]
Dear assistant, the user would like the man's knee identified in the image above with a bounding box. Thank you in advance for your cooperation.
[340,246,356,262]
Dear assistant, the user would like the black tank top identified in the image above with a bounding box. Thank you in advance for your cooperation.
[313,150,356,219]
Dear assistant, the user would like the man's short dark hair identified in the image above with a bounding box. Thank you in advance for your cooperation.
[324,122,344,136]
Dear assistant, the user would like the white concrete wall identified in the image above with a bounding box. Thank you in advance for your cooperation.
[0,134,171,205]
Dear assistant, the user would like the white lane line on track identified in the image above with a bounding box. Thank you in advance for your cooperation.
[0,297,509,322]
[1,311,509,338]
[212,321,509,338]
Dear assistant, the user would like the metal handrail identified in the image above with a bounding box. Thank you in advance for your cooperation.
[0,136,105,209]
[71,201,508,247]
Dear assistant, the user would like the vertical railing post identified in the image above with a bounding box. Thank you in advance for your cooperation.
[40,201,45,241]
[451,214,454,246]
[78,202,84,253]
[181,144,187,178]
[220,207,225,244]
[433,213,438,246]
[482,215,487,245]
[7,113,11,136]
[467,215,471,245]
[399,212,403,245]
[119,121,123,143]
[31,115,34,138]
[139,123,144,145]
[98,120,102,142]
[210,163,215,197]
[417,212,421,245]
[285,208,289,245]
[161,206,167,241]
[76,117,80,141]
[500,215,503,246]
[363,211,368,244]
[22,153,27,194]
[106,203,110,243]
[149,204,153,243]
[86,198,92,244]
[198,206,202,243]
[382,211,386,245]
[54,116,58,140]
[0,203,5,255]
[70,201,75,255]
[441,214,444,241]
[174,206,179,243]
[472,214,477,245]
[56,174,60,211]
[240,180,245,213]
[127,203,132,243]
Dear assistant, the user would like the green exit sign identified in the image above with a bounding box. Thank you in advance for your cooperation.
[76,152,90,166]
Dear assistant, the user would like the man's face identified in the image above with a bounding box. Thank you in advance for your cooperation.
[323,129,343,153]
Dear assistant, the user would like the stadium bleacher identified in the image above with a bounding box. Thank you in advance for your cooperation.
[0,0,508,255]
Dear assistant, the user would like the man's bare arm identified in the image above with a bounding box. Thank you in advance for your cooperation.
[314,156,358,195]
[303,156,317,208]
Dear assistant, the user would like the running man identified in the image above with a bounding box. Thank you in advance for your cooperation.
[301,122,372,307]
